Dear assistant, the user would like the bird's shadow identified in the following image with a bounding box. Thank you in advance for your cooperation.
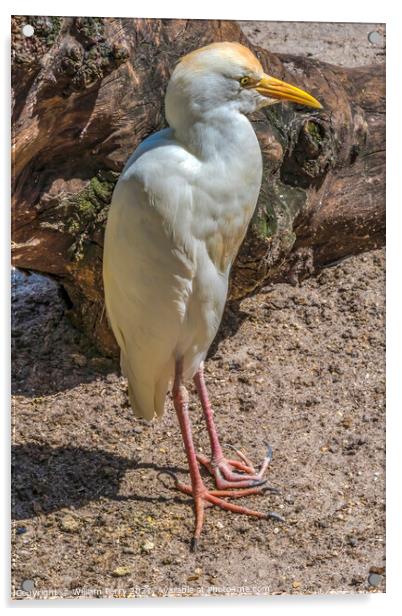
[207,299,251,359]
[12,269,252,398]
[11,443,188,521]
[11,270,120,398]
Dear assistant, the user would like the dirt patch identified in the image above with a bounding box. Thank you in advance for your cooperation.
[239,21,385,67]
[11,249,385,598]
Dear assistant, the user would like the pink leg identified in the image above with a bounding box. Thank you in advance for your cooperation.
[193,362,275,490]
[172,360,282,550]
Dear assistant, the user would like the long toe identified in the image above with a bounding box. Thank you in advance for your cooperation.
[196,453,261,483]
[196,449,277,491]
[218,461,266,484]
[215,467,268,490]
[174,482,284,550]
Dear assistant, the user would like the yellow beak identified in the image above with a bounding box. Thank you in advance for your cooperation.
[255,73,322,109]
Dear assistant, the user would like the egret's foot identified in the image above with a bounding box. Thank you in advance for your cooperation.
[196,444,279,492]
[159,471,284,551]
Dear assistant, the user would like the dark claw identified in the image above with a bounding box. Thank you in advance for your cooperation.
[264,443,273,463]
[252,478,267,488]
[224,443,240,454]
[266,511,285,523]
[156,469,179,488]
[226,442,273,462]
[190,537,199,552]
[262,486,281,495]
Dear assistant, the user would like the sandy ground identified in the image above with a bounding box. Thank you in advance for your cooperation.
[11,21,385,600]
[11,249,385,598]
[239,21,385,67]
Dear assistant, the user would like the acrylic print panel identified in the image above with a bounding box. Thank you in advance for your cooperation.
[11,16,385,599]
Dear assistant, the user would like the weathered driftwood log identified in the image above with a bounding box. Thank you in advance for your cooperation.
[11,16,385,356]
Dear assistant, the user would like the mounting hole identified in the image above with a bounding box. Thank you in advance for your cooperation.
[22,24,35,37]
[21,579,35,592]
[368,31,383,45]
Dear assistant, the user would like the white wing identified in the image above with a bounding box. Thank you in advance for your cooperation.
[103,130,198,420]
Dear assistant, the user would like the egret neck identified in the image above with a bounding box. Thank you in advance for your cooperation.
[169,104,262,168]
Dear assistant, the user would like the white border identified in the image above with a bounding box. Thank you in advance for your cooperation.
[2,0,392,21]
[2,0,401,613]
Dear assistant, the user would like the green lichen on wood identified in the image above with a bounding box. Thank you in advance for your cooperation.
[59,18,129,94]
[256,211,276,239]
[254,179,306,240]
[73,17,105,45]
[34,16,63,45]
[305,120,322,143]
[12,16,63,67]
[62,170,119,261]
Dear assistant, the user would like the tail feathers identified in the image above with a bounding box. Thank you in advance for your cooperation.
[121,353,171,421]
[127,382,155,421]
[153,361,174,418]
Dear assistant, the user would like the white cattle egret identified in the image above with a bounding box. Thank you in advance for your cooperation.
[103,41,321,550]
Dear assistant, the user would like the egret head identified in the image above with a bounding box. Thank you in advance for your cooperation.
[165,42,322,128]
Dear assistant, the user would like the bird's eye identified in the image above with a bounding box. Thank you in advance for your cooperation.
[239,76,251,87]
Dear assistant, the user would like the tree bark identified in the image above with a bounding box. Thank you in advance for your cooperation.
[11,16,385,356]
